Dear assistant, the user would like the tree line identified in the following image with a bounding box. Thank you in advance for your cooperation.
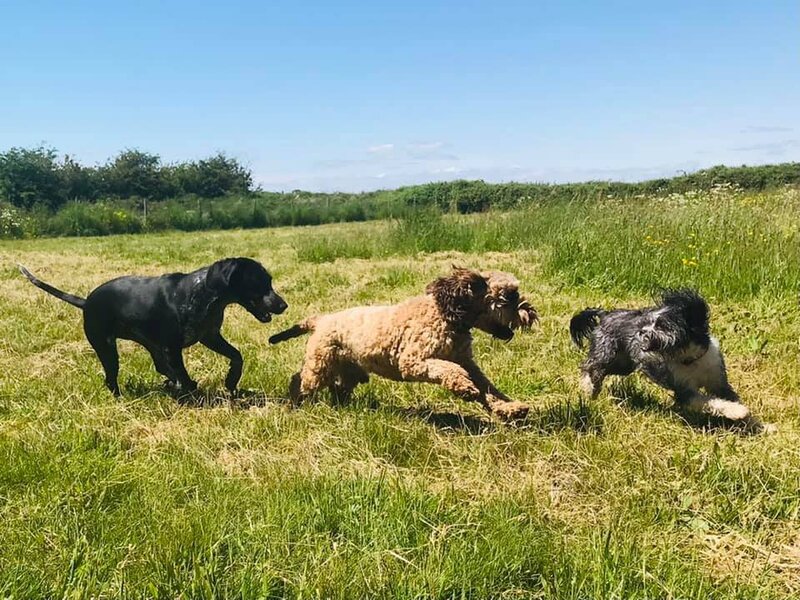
[0,144,798,239]
[0,146,253,209]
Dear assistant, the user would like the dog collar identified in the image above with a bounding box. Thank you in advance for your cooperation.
[680,347,708,365]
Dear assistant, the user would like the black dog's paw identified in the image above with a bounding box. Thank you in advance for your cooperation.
[162,378,195,392]
[223,387,249,400]
[162,379,200,403]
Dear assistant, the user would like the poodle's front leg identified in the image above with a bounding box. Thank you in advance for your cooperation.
[403,359,527,420]
[402,358,481,399]
[462,361,529,420]
[463,360,511,401]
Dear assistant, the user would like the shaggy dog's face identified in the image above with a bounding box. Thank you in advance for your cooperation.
[426,267,538,339]
[637,289,710,355]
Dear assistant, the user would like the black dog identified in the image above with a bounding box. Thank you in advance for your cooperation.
[569,289,750,420]
[19,257,287,396]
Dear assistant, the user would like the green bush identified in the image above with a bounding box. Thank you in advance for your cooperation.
[0,146,63,209]
[389,208,476,253]
[44,202,143,237]
[146,200,204,232]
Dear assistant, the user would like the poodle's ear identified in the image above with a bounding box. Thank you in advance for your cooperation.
[426,266,487,324]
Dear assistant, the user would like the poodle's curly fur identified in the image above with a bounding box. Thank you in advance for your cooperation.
[269,267,538,420]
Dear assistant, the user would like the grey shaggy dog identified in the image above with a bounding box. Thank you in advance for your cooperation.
[569,289,750,421]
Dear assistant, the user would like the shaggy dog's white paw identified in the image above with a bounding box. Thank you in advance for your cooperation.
[760,422,778,434]
[705,398,751,420]
[685,396,751,420]
[733,416,778,435]
[579,373,596,398]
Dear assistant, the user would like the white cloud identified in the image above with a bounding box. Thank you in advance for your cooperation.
[731,140,799,156]
[367,143,395,154]
[408,141,444,151]
[740,125,794,134]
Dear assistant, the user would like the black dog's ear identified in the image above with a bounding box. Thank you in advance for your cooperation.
[426,267,487,323]
[207,258,241,291]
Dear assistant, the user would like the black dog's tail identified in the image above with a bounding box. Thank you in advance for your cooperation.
[18,265,86,309]
[268,317,317,344]
[569,308,606,348]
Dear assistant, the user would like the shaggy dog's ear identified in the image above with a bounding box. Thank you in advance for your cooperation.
[659,288,709,332]
[426,267,487,324]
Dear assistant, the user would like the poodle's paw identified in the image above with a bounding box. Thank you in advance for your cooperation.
[491,400,530,421]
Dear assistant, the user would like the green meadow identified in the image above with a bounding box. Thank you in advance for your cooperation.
[1,185,799,598]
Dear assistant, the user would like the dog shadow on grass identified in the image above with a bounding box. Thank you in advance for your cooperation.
[607,380,672,415]
[186,388,286,409]
[607,379,772,436]
[123,378,769,435]
[522,398,605,435]
[126,379,605,436]
[396,406,496,434]
[388,399,606,436]
[123,379,280,409]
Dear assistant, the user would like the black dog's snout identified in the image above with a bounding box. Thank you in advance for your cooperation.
[270,295,288,314]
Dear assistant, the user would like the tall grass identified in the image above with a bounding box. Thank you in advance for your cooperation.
[294,187,800,299]
[0,194,408,240]
[541,188,800,299]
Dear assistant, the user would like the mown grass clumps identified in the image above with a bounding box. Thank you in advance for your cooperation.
[0,418,764,599]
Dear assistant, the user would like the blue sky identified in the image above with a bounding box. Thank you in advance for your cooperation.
[2,1,798,191]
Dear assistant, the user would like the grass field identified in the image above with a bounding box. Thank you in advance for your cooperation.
[1,186,800,598]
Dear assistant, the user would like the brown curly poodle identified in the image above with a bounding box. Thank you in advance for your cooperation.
[269,266,538,420]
